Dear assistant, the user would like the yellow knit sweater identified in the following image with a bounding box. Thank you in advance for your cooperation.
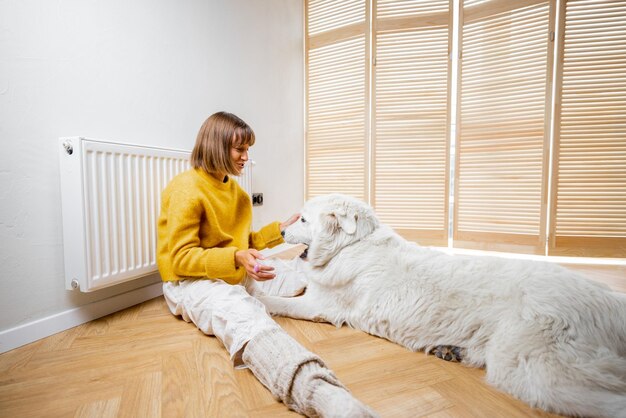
[156,168,283,284]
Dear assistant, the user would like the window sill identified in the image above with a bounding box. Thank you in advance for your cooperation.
[431,247,626,293]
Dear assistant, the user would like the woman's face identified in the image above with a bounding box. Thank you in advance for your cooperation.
[231,144,250,175]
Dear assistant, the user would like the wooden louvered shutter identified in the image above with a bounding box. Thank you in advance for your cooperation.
[305,0,369,201]
[454,0,555,254]
[372,0,451,246]
[549,0,626,257]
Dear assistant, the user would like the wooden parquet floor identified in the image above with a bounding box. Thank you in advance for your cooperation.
[0,296,565,418]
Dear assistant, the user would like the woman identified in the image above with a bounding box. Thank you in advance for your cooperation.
[157,111,376,417]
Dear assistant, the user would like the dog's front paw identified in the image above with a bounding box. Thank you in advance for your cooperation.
[259,295,300,318]
[258,295,283,315]
[430,345,465,362]
[258,294,329,323]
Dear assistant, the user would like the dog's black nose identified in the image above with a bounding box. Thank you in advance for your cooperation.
[300,248,308,259]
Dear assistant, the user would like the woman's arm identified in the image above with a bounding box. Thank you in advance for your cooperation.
[249,214,300,250]
[249,222,283,250]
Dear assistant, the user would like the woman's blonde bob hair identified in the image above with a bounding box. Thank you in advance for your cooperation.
[191,111,255,176]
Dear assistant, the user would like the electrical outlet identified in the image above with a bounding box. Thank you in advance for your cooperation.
[252,193,263,206]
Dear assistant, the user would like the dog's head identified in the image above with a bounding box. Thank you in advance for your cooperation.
[284,194,379,267]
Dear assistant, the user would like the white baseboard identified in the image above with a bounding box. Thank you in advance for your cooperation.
[0,282,163,354]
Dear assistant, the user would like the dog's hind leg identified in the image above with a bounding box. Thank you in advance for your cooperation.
[430,346,465,363]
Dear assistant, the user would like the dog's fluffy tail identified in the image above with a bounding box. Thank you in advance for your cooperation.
[509,276,626,418]
[560,352,626,418]
[487,308,626,418]
[490,348,626,418]
[539,388,626,418]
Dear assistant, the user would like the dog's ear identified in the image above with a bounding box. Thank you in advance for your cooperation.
[324,209,357,235]
[338,211,357,235]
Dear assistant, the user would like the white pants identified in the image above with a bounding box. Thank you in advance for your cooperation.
[162,257,307,368]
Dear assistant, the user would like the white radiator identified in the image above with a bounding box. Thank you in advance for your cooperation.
[58,137,253,292]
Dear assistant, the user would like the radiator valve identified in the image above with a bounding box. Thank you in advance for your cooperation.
[252,193,263,206]
[62,140,73,155]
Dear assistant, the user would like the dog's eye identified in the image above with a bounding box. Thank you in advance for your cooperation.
[300,217,306,223]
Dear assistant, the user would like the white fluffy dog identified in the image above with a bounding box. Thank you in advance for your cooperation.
[260,194,626,418]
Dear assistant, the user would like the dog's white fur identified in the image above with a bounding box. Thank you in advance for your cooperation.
[261,194,626,418]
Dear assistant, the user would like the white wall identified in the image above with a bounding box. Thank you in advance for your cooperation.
[0,0,303,339]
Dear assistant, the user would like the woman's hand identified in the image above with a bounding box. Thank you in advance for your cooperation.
[280,213,300,232]
[235,249,275,281]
